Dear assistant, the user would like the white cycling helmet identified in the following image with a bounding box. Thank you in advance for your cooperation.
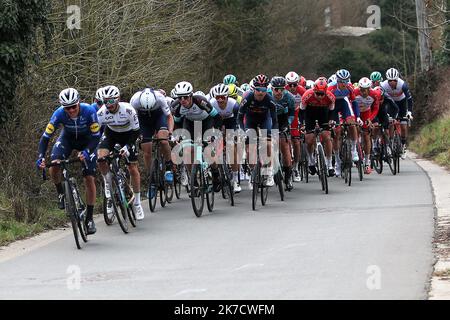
[212,84,229,97]
[95,87,104,101]
[336,69,351,82]
[240,83,250,92]
[386,68,400,81]
[102,85,120,99]
[358,77,372,89]
[59,88,80,106]
[194,91,206,97]
[328,74,337,84]
[170,88,177,99]
[305,80,315,90]
[285,71,300,84]
[174,81,193,97]
[139,88,157,110]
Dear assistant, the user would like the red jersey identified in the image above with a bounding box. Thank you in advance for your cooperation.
[301,89,335,110]
[353,88,380,121]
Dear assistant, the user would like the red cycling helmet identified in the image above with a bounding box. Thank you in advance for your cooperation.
[314,78,328,93]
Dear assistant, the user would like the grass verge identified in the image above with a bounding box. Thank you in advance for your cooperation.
[410,115,450,169]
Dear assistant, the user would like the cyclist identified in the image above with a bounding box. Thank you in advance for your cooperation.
[354,77,381,174]
[171,81,223,192]
[36,88,100,235]
[210,84,242,192]
[130,88,175,197]
[228,84,243,104]
[328,69,362,177]
[285,71,306,182]
[381,68,413,159]
[301,78,336,177]
[270,76,296,191]
[370,71,383,88]
[237,74,278,188]
[96,85,145,220]
[91,87,104,111]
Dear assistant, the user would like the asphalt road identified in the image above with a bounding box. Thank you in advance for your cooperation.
[0,158,435,299]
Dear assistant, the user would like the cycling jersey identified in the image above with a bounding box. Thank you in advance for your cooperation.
[211,97,240,120]
[328,82,359,121]
[97,102,140,133]
[285,85,306,137]
[38,103,101,157]
[271,90,296,132]
[301,89,335,131]
[172,95,219,123]
[354,88,381,126]
[38,103,101,176]
[237,92,278,133]
[130,89,171,116]
[380,78,413,114]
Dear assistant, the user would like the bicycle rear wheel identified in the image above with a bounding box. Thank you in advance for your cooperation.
[72,182,88,243]
[220,165,234,206]
[191,164,204,217]
[275,170,284,201]
[125,182,137,228]
[174,166,182,199]
[64,181,82,249]
[372,140,383,174]
[357,143,364,181]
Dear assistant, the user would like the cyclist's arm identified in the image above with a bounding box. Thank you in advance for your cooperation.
[86,112,101,153]
[402,82,413,113]
[269,101,278,130]
[38,110,61,158]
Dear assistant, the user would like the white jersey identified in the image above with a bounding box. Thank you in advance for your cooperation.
[354,95,375,113]
[210,97,239,119]
[97,102,140,133]
[381,79,406,102]
[130,90,171,116]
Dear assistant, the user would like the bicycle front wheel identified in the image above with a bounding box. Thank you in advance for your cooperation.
[318,145,328,194]
[64,181,82,249]
[191,164,205,217]
[112,177,129,234]
[148,159,158,212]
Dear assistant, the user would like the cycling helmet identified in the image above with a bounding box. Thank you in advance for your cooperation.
[300,76,306,88]
[285,71,300,84]
[253,74,269,87]
[212,84,229,97]
[194,91,206,97]
[170,88,177,99]
[95,87,104,101]
[328,74,337,84]
[102,85,120,99]
[240,83,250,92]
[174,81,193,96]
[139,88,157,110]
[249,79,255,89]
[386,68,399,81]
[314,79,328,92]
[336,69,351,82]
[358,77,372,89]
[270,76,286,88]
[228,84,239,98]
[223,74,237,85]
[305,80,315,90]
[59,88,80,106]
[370,71,383,83]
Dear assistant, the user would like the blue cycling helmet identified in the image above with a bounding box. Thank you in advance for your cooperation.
[336,69,351,82]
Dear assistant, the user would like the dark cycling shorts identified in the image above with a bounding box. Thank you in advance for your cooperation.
[245,113,273,137]
[139,109,168,144]
[304,106,330,132]
[395,98,408,120]
[98,127,139,162]
[277,113,290,134]
[51,134,97,177]
[222,117,237,131]
[372,102,390,129]
[182,117,214,143]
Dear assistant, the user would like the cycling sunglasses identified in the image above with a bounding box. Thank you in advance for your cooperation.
[64,104,78,111]
[254,87,268,92]
[104,98,119,105]
[215,95,227,101]
[273,87,284,92]
[288,83,298,88]
[178,95,192,100]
